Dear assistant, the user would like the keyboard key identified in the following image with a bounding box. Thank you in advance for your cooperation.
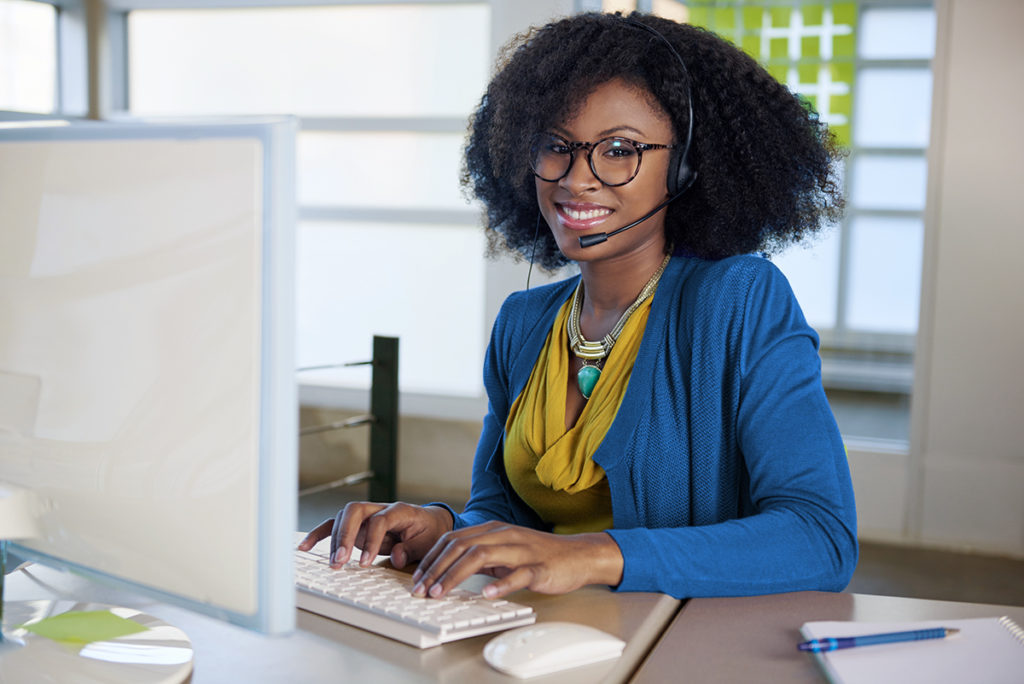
[294,546,535,648]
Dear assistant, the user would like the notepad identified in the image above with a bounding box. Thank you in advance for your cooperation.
[800,616,1024,684]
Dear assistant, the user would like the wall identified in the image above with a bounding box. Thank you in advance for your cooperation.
[906,0,1024,556]
[850,0,1024,558]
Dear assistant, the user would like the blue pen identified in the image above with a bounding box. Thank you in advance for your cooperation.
[798,627,960,652]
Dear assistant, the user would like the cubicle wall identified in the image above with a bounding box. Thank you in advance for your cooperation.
[0,119,299,632]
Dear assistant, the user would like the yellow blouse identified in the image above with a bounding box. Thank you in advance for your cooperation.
[503,291,652,534]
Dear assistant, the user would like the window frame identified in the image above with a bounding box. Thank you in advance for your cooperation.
[115,2,487,228]
[582,0,935,393]
[100,0,572,420]
[799,0,935,391]
[0,0,88,119]
[830,0,934,360]
[17,0,926,410]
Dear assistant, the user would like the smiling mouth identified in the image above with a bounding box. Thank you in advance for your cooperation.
[556,203,613,229]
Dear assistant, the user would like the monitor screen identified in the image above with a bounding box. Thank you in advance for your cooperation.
[0,119,297,634]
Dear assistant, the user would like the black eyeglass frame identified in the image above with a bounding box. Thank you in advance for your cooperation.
[529,133,677,187]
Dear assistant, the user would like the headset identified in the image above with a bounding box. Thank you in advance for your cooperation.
[576,16,697,248]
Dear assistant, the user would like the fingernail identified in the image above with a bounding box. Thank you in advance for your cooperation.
[411,582,426,597]
[429,583,443,598]
[483,585,497,599]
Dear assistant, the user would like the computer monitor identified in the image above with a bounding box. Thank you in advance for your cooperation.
[0,119,297,636]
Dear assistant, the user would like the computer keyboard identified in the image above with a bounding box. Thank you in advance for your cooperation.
[294,542,536,648]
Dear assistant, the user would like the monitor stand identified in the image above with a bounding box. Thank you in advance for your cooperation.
[1,543,194,683]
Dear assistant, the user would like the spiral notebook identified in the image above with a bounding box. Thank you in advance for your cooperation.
[800,616,1024,684]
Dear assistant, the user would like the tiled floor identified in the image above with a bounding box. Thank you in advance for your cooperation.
[299,490,1024,607]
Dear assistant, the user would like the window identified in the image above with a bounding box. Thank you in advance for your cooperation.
[584,0,936,442]
[680,1,935,353]
[0,0,58,114]
[685,1,936,443]
[43,0,936,431]
[583,1,935,354]
[126,3,492,399]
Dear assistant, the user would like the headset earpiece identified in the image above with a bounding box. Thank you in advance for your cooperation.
[668,149,695,197]
[624,17,696,199]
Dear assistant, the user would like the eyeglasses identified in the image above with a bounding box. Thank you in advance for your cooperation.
[529,132,675,187]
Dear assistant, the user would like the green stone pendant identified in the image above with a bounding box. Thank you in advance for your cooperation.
[577,364,601,399]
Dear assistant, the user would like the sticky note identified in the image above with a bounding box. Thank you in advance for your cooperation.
[20,610,148,645]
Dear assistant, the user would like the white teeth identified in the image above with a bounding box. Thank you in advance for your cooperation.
[563,206,611,221]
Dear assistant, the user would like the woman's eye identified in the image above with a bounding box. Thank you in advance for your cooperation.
[602,143,637,159]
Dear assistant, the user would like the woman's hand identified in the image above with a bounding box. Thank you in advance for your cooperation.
[409,522,624,600]
[297,501,453,570]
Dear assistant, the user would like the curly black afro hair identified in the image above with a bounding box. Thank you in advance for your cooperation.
[461,11,845,271]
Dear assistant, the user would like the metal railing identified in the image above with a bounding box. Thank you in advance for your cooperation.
[298,336,398,502]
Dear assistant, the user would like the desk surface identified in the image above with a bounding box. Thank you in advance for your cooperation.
[3,563,679,684]
[10,566,1024,684]
[632,591,1024,683]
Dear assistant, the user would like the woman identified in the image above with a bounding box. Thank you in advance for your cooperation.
[300,12,857,601]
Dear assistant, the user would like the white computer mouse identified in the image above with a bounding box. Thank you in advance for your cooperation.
[483,621,626,679]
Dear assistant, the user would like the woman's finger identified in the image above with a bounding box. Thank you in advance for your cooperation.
[412,523,520,597]
[330,502,387,567]
[411,522,495,585]
[357,505,412,566]
[296,518,335,551]
[330,502,453,569]
[425,543,516,598]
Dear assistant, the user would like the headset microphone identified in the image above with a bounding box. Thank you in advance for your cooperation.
[578,182,691,248]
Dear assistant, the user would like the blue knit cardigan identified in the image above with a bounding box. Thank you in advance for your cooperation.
[440,254,858,598]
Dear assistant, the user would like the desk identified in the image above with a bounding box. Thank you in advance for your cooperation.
[631,591,1024,683]
[3,564,679,683]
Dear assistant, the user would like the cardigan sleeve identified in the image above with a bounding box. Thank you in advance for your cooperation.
[607,260,858,597]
